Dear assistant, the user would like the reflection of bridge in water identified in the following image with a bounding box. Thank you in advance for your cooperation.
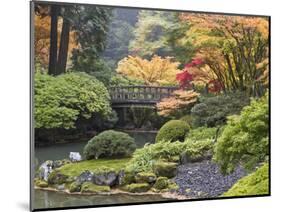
[109,85,178,125]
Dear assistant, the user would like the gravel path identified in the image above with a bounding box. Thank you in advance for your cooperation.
[173,160,246,198]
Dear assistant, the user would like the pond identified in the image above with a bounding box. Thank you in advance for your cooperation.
[34,190,171,209]
[35,131,156,165]
[33,131,161,209]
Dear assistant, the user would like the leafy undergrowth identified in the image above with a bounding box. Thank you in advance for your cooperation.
[222,163,269,197]
[57,158,131,177]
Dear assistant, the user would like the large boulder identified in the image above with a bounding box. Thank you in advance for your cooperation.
[153,161,177,178]
[153,177,169,190]
[47,170,68,185]
[34,179,48,188]
[93,168,118,186]
[69,182,81,193]
[81,182,110,193]
[76,170,94,184]
[38,160,53,181]
[122,183,151,193]
[135,172,157,184]
[118,169,135,185]
[69,152,82,162]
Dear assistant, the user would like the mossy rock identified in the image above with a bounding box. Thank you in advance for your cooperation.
[169,155,180,163]
[153,161,177,178]
[122,183,151,193]
[47,170,68,185]
[69,182,81,193]
[153,177,169,190]
[93,167,118,186]
[35,179,48,188]
[118,169,135,185]
[135,172,156,184]
[152,177,179,192]
[81,182,110,193]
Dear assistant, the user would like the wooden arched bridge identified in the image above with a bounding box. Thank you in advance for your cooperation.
[109,85,178,108]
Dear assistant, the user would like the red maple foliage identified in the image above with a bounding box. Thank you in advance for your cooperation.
[176,58,203,89]
[208,79,224,93]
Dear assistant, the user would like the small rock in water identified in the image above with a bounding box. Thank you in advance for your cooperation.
[69,152,82,162]
[39,160,53,181]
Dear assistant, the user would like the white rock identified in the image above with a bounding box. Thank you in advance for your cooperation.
[39,160,53,181]
[69,152,82,162]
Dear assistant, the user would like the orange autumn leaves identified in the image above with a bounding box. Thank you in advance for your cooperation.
[156,90,199,117]
[178,13,269,92]
[35,15,78,69]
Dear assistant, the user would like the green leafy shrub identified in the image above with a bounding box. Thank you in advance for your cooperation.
[126,141,185,172]
[35,72,112,129]
[223,163,269,197]
[156,120,190,143]
[180,115,194,128]
[182,139,213,162]
[126,136,214,173]
[214,93,269,174]
[191,92,250,127]
[83,130,136,160]
[187,127,218,141]
[152,161,177,178]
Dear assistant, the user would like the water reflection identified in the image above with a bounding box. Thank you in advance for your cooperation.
[34,190,170,209]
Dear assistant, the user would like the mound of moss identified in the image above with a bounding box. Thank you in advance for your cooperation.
[156,120,190,143]
[83,130,136,160]
[223,163,269,197]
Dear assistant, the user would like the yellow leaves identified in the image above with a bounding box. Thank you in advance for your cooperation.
[157,90,199,116]
[256,58,269,86]
[116,55,181,86]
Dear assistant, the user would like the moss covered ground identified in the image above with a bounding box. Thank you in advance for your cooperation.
[57,158,131,177]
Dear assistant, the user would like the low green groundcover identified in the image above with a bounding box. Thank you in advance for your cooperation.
[223,163,269,197]
[57,158,131,177]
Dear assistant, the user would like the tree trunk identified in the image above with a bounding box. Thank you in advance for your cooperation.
[48,5,60,75]
[57,17,71,74]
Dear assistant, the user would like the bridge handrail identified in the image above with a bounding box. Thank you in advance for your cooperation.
[109,85,178,103]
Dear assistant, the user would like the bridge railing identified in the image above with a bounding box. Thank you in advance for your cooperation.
[109,85,178,103]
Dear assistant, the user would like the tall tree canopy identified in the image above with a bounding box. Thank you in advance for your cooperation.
[179,14,269,95]
[129,11,178,58]
[34,3,112,75]
[116,55,180,85]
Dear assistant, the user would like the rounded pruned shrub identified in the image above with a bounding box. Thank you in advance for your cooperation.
[156,120,190,143]
[83,130,136,160]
